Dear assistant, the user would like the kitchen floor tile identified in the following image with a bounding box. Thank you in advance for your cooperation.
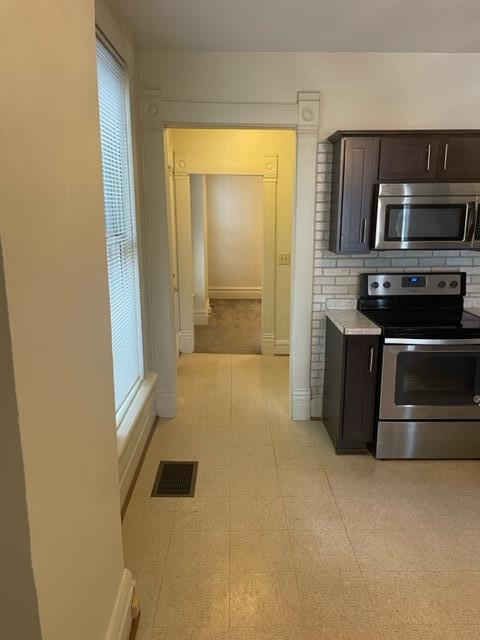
[230,497,286,530]
[122,354,480,638]
[230,530,294,572]
[230,571,303,627]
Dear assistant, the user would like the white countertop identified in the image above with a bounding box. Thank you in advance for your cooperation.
[326,309,381,335]
[466,307,480,318]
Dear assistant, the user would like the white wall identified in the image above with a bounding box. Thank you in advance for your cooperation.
[206,175,263,296]
[139,51,480,139]
[0,1,127,638]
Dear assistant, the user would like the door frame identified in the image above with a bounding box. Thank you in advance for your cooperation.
[139,92,320,420]
[169,152,278,355]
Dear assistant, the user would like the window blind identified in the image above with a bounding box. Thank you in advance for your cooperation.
[96,37,143,420]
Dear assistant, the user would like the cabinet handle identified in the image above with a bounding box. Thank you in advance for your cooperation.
[443,143,449,170]
[368,347,374,373]
[361,219,367,243]
[426,144,431,171]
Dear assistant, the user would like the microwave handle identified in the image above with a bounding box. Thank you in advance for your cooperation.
[466,201,477,242]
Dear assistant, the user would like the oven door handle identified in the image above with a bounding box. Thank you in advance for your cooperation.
[385,338,480,345]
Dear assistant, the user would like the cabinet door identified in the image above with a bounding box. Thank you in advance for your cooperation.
[341,335,379,448]
[379,136,440,181]
[339,138,379,253]
[438,135,480,181]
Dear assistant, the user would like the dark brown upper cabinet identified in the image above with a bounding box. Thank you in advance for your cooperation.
[378,136,440,181]
[328,130,480,254]
[438,134,480,181]
[329,137,379,254]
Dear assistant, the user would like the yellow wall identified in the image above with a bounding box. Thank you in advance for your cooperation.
[167,128,296,344]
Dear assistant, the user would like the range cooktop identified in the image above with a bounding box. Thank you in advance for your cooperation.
[357,272,480,339]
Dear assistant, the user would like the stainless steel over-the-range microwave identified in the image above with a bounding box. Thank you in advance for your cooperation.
[374,183,480,251]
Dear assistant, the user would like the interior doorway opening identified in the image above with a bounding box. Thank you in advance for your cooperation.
[193,174,263,354]
[165,127,296,358]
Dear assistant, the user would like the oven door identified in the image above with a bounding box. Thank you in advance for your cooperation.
[374,196,476,250]
[380,339,480,421]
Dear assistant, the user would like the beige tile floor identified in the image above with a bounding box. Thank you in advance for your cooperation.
[123,354,480,640]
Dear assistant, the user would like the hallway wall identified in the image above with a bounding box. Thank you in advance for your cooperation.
[0,1,127,638]
[207,175,263,298]
[0,240,42,639]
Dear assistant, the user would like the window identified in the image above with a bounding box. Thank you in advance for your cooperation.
[96,36,143,424]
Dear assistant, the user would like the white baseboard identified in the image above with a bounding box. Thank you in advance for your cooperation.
[310,395,323,419]
[193,300,211,325]
[179,330,194,353]
[156,388,176,417]
[262,332,275,355]
[105,569,135,640]
[274,339,290,355]
[209,286,262,300]
[292,389,311,420]
[118,375,157,507]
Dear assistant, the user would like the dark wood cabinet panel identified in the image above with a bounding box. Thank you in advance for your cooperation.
[438,135,480,180]
[323,318,379,452]
[342,334,378,447]
[378,136,440,181]
[329,137,379,254]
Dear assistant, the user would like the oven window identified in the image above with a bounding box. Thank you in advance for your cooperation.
[395,352,480,406]
[385,204,467,241]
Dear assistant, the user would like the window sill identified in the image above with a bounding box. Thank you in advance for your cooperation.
[117,372,157,459]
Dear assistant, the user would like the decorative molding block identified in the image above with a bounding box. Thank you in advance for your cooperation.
[292,389,312,420]
[174,152,189,178]
[263,155,278,183]
[262,332,275,356]
[179,329,194,353]
[274,339,290,355]
[156,388,176,418]
[297,91,321,134]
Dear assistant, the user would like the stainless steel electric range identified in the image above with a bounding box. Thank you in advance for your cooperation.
[358,271,480,459]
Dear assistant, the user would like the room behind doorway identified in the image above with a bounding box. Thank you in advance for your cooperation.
[194,173,262,354]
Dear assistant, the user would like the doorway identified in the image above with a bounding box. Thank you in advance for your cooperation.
[166,127,295,357]
[193,174,263,354]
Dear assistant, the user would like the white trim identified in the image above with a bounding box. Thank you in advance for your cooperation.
[209,286,262,300]
[310,395,323,418]
[193,300,211,325]
[140,95,320,421]
[140,97,298,129]
[261,332,275,356]
[292,389,312,421]
[104,569,135,640]
[117,373,157,506]
[155,388,176,417]
[179,330,195,353]
[274,339,290,355]
[289,92,320,420]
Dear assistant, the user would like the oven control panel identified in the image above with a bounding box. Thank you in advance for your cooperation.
[363,272,465,296]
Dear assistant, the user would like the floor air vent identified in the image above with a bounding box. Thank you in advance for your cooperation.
[152,461,198,497]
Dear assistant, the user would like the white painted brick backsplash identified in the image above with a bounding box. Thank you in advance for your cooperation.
[310,139,480,414]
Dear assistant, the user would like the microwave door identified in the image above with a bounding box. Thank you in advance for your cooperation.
[375,196,474,250]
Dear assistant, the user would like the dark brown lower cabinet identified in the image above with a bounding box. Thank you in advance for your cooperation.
[323,318,379,452]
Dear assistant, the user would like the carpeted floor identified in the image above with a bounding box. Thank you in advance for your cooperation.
[194,299,261,354]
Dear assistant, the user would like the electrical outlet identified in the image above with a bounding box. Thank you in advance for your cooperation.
[278,252,290,265]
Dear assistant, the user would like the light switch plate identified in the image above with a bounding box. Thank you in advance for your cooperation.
[278,252,290,265]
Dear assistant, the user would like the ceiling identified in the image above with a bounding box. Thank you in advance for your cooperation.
[111,0,480,52]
